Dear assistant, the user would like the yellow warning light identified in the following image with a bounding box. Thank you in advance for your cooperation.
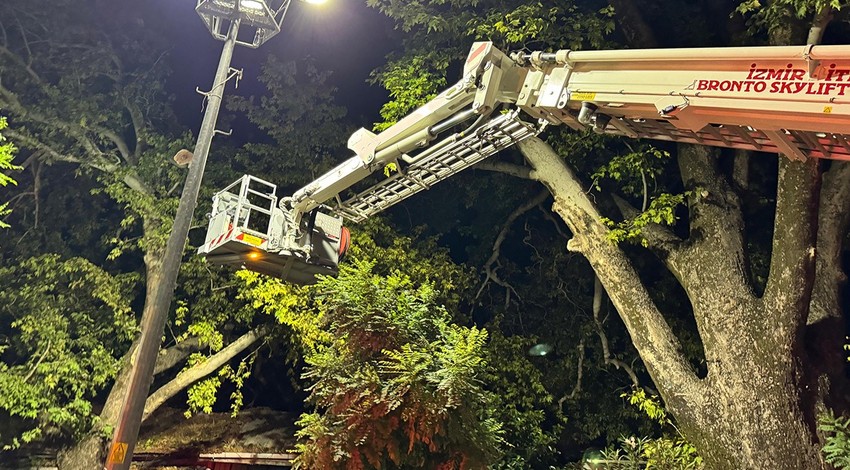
[248,252,260,260]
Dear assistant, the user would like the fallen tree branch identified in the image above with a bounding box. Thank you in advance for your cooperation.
[153,336,203,376]
[142,326,269,422]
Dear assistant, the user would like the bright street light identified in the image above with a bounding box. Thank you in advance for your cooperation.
[104,1,327,469]
[240,0,266,10]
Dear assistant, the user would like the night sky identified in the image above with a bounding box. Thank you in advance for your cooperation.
[150,0,397,140]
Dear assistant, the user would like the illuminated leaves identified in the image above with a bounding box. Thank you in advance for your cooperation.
[592,145,670,201]
[601,192,692,246]
[590,145,690,246]
[819,410,850,469]
[0,117,20,228]
[735,0,843,38]
[0,255,136,448]
[372,54,449,132]
[288,260,500,469]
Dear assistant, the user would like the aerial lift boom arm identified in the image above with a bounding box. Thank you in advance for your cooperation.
[200,41,850,282]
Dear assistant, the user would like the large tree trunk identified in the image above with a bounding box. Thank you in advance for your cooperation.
[805,161,850,416]
[518,136,828,469]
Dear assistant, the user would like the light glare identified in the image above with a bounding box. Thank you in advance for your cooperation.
[240,0,265,10]
[303,0,328,4]
[528,343,554,357]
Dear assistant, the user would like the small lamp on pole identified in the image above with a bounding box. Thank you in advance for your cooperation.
[103,2,325,469]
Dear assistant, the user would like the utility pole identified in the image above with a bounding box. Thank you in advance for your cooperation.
[103,1,326,468]
[104,18,241,470]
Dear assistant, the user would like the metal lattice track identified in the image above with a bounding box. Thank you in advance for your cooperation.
[336,111,540,222]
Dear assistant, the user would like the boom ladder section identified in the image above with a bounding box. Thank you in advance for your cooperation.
[520,44,850,161]
[337,110,539,223]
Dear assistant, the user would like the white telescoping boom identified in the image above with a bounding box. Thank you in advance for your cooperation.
[199,41,850,283]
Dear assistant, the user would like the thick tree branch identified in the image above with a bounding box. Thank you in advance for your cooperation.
[763,158,820,331]
[732,150,750,191]
[807,6,834,46]
[124,98,146,158]
[811,161,850,324]
[611,193,686,275]
[5,128,152,194]
[153,336,203,376]
[142,327,269,422]
[517,137,699,405]
[677,145,753,299]
[5,128,79,164]
[0,82,102,159]
[804,160,850,415]
[96,127,132,164]
[475,161,539,181]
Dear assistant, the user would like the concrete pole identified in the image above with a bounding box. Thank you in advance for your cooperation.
[103,18,241,470]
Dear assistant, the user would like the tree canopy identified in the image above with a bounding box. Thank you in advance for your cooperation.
[0,0,848,469]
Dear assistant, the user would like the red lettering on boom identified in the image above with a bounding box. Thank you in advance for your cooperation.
[766,69,784,80]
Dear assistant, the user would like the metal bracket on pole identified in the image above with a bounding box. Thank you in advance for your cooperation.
[229,67,244,89]
[196,68,244,111]
[215,129,233,137]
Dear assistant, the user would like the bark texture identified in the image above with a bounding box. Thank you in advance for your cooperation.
[518,136,831,469]
[805,161,850,417]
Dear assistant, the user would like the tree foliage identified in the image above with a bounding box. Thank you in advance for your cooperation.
[736,0,844,35]
[227,56,349,186]
[481,329,566,468]
[819,411,850,470]
[0,255,136,449]
[0,117,19,228]
[292,260,500,469]
[0,1,275,463]
[237,220,504,468]
[366,0,850,468]
[368,0,614,130]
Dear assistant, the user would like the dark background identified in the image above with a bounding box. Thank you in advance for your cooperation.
[151,0,396,141]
